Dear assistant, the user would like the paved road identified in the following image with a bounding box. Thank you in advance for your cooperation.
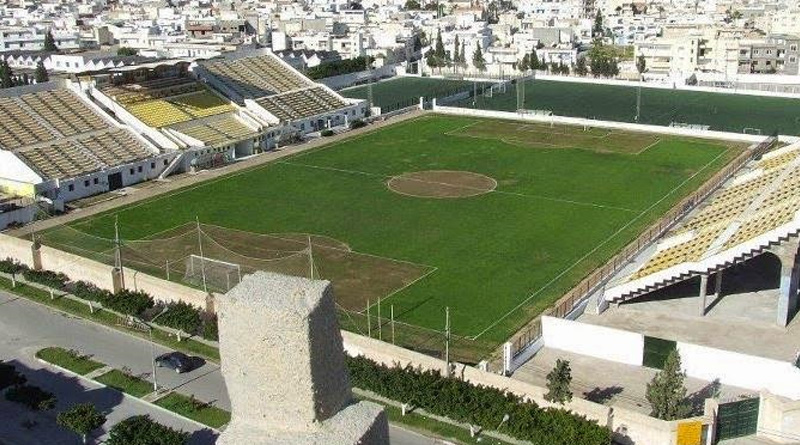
[0,290,449,445]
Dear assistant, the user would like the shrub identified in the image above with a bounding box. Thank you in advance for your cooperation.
[346,355,610,445]
[107,415,189,445]
[321,129,335,137]
[57,403,106,443]
[200,312,218,341]
[5,384,57,411]
[22,268,68,289]
[102,289,154,317]
[0,361,26,391]
[67,281,112,303]
[158,301,202,334]
[0,257,24,274]
[350,119,366,129]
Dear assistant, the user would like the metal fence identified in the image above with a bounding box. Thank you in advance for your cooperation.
[508,136,778,358]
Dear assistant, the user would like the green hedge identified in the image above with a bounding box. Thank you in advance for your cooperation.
[347,356,611,445]
[307,56,374,80]
[107,415,188,445]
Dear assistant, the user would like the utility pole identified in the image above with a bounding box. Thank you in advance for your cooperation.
[114,216,125,289]
[196,217,208,293]
[366,55,374,112]
[367,299,372,338]
[377,297,382,340]
[391,305,395,344]
[635,85,642,122]
[307,235,314,280]
[444,306,451,376]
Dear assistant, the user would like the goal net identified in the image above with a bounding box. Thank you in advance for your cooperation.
[183,254,242,292]
[669,122,710,131]
[743,127,763,135]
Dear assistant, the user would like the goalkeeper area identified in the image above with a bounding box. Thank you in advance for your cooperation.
[38,222,433,311]
[38,114,747,362]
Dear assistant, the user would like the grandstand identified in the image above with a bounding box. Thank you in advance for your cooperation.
[169,114,258,148]
[195,51,365,128]
[604,142,800,326]
[0,83,165,204]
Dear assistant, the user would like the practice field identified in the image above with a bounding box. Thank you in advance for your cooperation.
[457,78,800,135]
[341,77,484,112]
[43,115,744,360]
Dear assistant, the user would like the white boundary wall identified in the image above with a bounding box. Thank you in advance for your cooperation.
[539,316,800,401]
[432,103,792,144]
[678,343,800,400]
[542,316,644,366]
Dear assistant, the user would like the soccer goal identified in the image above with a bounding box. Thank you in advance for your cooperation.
[670,122,711,131]
[183,254,242,292]
[743,127,763,135]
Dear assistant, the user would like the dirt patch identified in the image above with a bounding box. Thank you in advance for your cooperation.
[387,170,498,198]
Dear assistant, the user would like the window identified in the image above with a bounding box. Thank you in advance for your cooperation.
[84,180,89,187]
[754,49,760,55]
[791,56,797,63]
[93,178,98,185]
[151,162,155,169]
[137,166,142,173]
[68,184,74,192]
[792,45,798,51]
[164,160,168,166]
[129,168,134,175]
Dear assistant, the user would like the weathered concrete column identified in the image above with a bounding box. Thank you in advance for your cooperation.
[771,240,800,327]
[714,270,723,298]
[217,271,389,445]
[698,273,709,316]
[111,268,125,294]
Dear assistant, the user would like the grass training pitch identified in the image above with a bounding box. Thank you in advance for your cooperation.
[49,115,744,355]
[459,78,800,135]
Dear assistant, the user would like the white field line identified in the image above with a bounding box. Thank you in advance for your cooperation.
[280,160,640,213]
[357,266,439,314]
[637,138,664,155]
[470,146,733,339]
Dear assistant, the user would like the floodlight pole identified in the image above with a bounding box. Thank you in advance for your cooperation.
[307,235,314,280]
[196,217,208,293]
[367,299,371,337]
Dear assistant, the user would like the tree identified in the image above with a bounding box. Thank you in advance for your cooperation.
[0,362,26,391]
[575,56,588,75]
[636,54,646,75]
[107,415,189,445]
[57,403,106,444]
[549,61,559,73]
[453,34,461,64]
[434,29,446,61]
[404,0,420,9]
[43,29,58,52]
[425,49,438,68]
[117,47,138,56]
[544,359,573,404]
[593,10,604,37]
[559,61,569,75]
[472,44,486,71]
[5,384,57,411]
[519,53,529,71]
[0,60,14,88]
[529,49,540,70]
[459,45,466,68]
[35,60,49,83]
[646,350,691,420]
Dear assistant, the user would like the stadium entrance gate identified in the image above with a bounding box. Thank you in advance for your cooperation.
[716,397,759,442]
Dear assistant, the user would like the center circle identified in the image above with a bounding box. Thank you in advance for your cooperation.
[387,170,498,199]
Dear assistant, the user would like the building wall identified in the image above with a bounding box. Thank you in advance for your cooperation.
[542,316,644,366]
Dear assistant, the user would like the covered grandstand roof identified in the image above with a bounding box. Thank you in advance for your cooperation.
[0,84,155,181]
[606,143,800,301]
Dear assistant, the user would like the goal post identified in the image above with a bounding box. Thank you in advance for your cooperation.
[743,127,763,135]
[183,254,242,292]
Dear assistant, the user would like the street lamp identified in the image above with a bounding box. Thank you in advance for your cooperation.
[135,307,169,392]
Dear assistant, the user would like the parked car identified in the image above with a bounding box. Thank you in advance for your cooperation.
[154,352,202,374]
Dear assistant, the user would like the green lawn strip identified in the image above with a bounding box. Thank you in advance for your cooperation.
[0,277,219,362]
[154,392,230,429]
[95,369,153,398]
[357,396,517,445]
[35,347,105,375]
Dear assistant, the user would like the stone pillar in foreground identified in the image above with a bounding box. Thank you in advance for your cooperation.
[216,271,389,445]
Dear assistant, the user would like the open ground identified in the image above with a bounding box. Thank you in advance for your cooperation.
[41,114,745,359]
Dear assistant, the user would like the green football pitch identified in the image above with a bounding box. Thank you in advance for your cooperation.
[459,78,800,135]
[47,115,743,360]
[341,77,482,112]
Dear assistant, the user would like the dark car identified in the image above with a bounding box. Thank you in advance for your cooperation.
[154,352,202,374]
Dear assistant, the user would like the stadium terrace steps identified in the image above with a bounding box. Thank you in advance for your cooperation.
[255,86,348,122]
[605,144,800,303]
[203,53,312,98]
